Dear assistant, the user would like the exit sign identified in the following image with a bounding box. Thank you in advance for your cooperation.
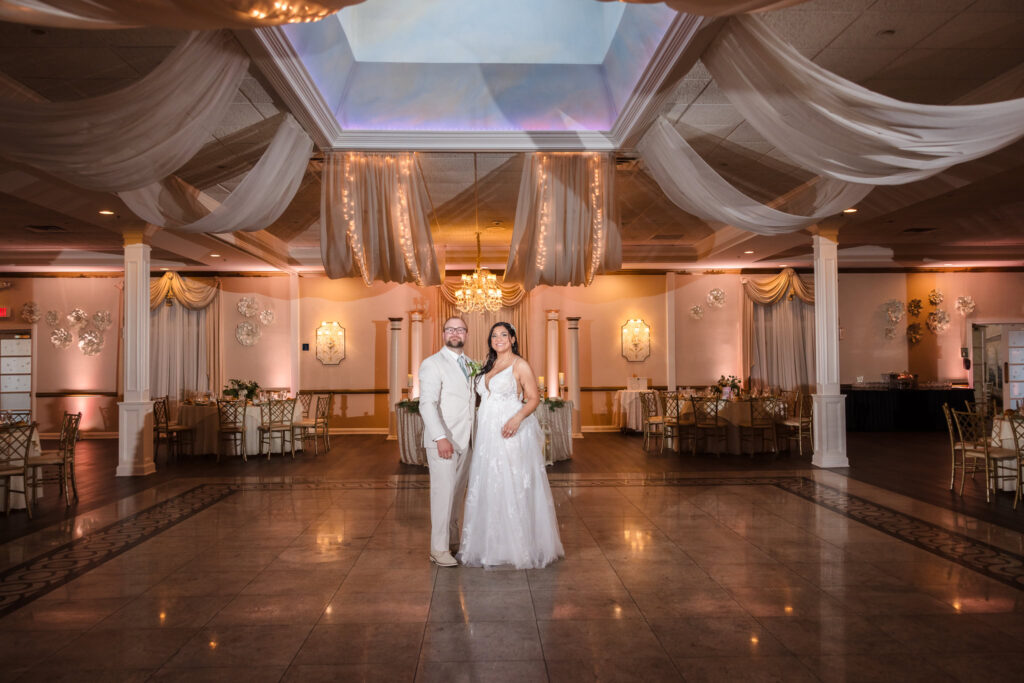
[0,306,11,320]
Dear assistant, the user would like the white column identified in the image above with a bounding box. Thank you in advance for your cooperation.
[567,316,583,438]
[545,310,559,399]
[386,316,403,440]
[288,273,300,395]
[409,311,424,399]
[812,227,848,468]
[665,272,677,391]
[117,238,155,477]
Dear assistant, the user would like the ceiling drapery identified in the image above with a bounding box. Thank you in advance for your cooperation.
[596,0,809,16]
[504,153,621,290]
[320,152,442,286]
[0,0,366,30]
[439,280,525,308]
[703,16,1024,185]
[0,30,248,192]
[118,114,313,233]
[637,117,872,235]
[742,268,813,305]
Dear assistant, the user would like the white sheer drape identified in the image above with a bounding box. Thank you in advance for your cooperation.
[597,0,808,16]
[638,117,872,234]
[119,114,312,233]
[749,296,815,393]
[0,1,365,30]
[320,152,441,285]
[504,153,620,290]
[150,303,209,401]
[704,16,1024,185]
[0,31,248,192]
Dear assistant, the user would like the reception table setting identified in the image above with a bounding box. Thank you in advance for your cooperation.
[175,392,303,457]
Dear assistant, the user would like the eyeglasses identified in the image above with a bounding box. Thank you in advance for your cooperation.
[443,327,468,334]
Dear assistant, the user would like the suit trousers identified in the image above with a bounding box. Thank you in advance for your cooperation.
[426,443,472,553]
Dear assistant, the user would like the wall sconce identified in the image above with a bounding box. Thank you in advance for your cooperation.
[621,318,651,362]
[315,321,345,365]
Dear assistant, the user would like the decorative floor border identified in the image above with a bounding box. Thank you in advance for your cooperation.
[0,475,1022,618]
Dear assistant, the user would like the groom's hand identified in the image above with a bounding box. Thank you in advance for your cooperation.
[436,438,454,460]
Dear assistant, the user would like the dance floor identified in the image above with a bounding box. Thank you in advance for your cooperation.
[0,435,1022,681]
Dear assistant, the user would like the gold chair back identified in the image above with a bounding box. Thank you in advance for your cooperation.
[314,395,331,423]
[153,397,171,430]
[749,398,775,429]
[952,409,988,452]
[217,399,246,429]
[691,397,722,428]
[0,422,36,468]
[299,393,313,418]
[639,391,659,421]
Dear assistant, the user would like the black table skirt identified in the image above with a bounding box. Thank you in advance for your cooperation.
[842,388,975,432]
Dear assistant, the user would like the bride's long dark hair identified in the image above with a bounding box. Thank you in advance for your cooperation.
[476,321,520,386]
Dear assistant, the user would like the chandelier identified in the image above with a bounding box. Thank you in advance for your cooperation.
[455,154,503,313]
[456,233,502,313]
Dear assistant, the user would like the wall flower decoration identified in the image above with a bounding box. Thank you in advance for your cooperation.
[906,323,922,345]
[45,310,60,326]
[690,304,704,320]
[955,295,976,316]
[50,328,72,349]
[66,308,88,327]
[884,326,899,341]
[259,309,274,326]
[926,309,951,334]
[235,320,260,346]
[237,296,258,318]
[883,299,905,324]
[907,299,922,317]
[928,289,944,306]
[706,288,726,308]
[20,302,40,323]
[93,310,113,331]
[78,328,104,356]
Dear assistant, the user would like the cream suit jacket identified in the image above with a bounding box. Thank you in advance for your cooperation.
[418,349,476,452]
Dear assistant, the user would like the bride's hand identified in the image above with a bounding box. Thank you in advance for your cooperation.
[501,417,521,438]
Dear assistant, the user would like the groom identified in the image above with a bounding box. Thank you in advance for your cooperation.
[418,316,476,567]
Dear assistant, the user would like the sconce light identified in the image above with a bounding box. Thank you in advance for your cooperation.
[315,321,345,365]
[621,318,651,362]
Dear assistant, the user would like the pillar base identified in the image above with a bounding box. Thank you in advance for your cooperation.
[811,394,848,469]
[116,400,156,477]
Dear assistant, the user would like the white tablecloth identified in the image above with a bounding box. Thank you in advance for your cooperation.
[677,398,755,455]
[612,390,648,431]
[177,402,303,456]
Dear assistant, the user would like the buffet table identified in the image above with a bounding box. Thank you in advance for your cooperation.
[177,402,303,456]
[842,388,974,432]
[396,401,573,467]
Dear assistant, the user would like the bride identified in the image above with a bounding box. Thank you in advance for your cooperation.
[458,322,564,569]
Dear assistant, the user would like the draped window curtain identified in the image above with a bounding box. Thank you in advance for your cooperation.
[438,282,528,364]
[148,272,222,402]
[742,269,815,392]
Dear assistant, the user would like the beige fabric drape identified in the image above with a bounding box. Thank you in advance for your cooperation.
[321,152,442,286]
[437,281,529,364]
[504,153,621,290]
[597,0,809,16]
[741,268,814,390]
[0,0,366,30]
[149,272,222,395]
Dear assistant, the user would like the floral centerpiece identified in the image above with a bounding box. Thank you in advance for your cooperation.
[716,375,742,397]
[397,398,420,414]
[223,378,260,399]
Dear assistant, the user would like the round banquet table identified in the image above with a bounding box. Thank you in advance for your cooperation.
[612,390,648,431]
[176,402,303,456]
[0,429,43,510]
[676,398,754,455]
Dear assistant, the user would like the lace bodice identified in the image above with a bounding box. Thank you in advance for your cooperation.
[478,363,521,403]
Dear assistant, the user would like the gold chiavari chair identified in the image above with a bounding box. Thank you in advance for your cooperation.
[258,398,297,459]
[153,396,195,462]
[661,393,694,455]
[0,422,36,518]
[216,399,247,462]
[952,409,1016,502]
[298,392,313,419]
[739,398,779,457]
[779,393,814,457]
[942,403,971,493]
[639,391,664,452]
[27,411,81,506]
[296,394,332,456]
[1007,415,1024,510]
[691,397,727,457]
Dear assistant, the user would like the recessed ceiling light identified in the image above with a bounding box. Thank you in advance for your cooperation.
[160,267,169,271]
[98,209,114,215]
[209,253,221,258]
[943,263,954,267]
[779,264,788,268]
[842,208,858,214]
[743,250,754,254]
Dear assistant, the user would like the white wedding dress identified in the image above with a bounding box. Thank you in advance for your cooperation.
[458,361,564,569]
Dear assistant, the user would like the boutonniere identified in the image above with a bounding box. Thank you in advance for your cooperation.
[465,358,482,377]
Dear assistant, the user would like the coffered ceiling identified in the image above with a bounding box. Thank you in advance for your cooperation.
[0,0,1022,275]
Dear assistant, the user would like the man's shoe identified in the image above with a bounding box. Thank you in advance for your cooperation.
[430,550,458,567]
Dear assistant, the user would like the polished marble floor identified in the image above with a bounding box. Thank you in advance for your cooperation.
[1,466,1024,682]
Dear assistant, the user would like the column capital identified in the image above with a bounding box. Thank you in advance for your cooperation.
[546,309,560,321]
[409,310,424,322]
[566,316,581,328]
[388,317,404,327]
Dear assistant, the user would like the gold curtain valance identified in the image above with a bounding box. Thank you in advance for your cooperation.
[741,267,814,305]
[149,271,220,310]
[438,279,526,308]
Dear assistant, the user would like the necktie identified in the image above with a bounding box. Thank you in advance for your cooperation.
[457,355,469,380]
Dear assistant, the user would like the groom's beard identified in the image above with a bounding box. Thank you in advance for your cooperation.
[446,339,464,350]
